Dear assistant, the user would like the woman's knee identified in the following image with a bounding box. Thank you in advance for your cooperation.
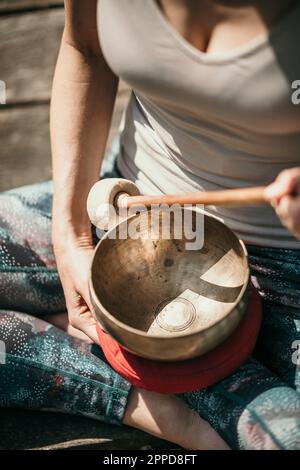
[0,183,64,314]
[237,385,300,450]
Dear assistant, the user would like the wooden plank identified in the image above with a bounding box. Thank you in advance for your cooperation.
[0,0,63,13]
[0,104,52,191]
[0,409,168,450]
[0,9,64,104]
[0,9,130,105]
[0,88,130,191]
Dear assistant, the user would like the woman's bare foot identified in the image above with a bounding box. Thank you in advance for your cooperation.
[123,387,229,450]
[45,314,229,449]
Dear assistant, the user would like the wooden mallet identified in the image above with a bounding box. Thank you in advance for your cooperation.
[87,178,270,230]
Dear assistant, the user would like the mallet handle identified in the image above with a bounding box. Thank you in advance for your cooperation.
[117,186,269,209]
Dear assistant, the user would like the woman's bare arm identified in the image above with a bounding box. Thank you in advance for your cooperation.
[50,0,118,341]
[51,0,118,239]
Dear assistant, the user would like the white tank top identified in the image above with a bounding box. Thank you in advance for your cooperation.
[97,0,300,248]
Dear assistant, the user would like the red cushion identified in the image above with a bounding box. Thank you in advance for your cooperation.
[96,288,262,394]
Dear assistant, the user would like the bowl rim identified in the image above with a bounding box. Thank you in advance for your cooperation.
[89,209,250,339]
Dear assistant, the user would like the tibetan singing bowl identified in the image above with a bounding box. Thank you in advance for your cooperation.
[89,208,250,361]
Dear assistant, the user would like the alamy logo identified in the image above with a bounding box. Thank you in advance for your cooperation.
[95,204,205,251]
[291,80,300,105]
[0,80,6,104]
[0,340,6,365]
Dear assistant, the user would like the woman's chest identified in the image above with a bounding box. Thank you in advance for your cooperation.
[98,0,300,134]
[154,0,292,55]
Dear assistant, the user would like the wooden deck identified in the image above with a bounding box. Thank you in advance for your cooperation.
[0,0,130,191]
[0,409,170,450]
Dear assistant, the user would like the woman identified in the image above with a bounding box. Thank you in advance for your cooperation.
[1,0,300,450]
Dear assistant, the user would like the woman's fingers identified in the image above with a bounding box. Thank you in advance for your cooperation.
[54,242,101,344]
[265,168,300,203]
[275,194,300,239]
[71,309,99,344]
[67,292,100,344]
[43,312,93,342]
[64,277,99,343]
[264,168,300,240]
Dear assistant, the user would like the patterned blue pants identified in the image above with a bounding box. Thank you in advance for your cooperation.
[0,175,300,449]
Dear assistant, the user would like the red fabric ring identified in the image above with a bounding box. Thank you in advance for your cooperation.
[96,288,262,394]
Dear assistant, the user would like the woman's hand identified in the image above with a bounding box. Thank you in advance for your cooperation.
[265,168,300,240]
[50,1,118,342]
[52,227,99,344]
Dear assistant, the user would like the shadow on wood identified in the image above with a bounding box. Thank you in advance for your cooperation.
[0,409,173,450]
